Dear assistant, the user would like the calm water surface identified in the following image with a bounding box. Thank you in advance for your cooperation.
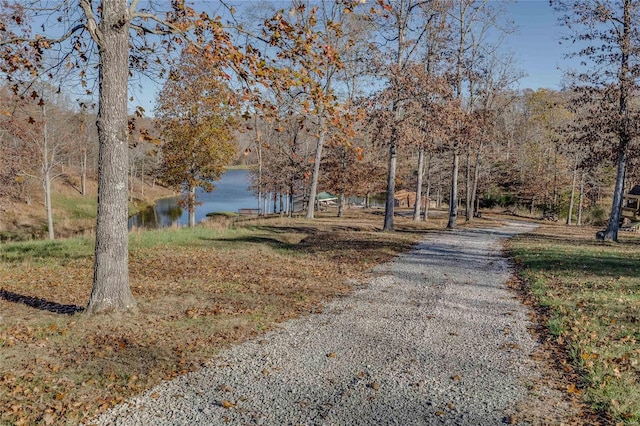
[129,169,258,229]
[129,169,385,230]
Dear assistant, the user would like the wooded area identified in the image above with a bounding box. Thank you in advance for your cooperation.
[2,0,640,312]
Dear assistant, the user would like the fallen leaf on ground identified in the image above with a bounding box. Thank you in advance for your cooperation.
[220,400,235,409]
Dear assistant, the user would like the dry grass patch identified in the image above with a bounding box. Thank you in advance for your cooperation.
[0,208,451,425]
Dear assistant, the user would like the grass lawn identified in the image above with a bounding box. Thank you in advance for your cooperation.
[0,209,461,425]
[508,223,640,425]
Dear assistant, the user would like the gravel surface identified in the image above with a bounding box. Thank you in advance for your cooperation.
[88,221,543,425]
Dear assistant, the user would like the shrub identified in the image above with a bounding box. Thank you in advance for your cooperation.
[584,205,609,226]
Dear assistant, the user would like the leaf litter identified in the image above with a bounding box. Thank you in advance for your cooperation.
[0,210,446,425]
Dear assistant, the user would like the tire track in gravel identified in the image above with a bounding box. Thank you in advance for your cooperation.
[88,220,557,426]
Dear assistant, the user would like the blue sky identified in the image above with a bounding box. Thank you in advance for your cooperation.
[129,0,573,114]
[501,0,571,90]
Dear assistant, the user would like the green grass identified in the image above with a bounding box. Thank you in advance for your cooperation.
[0,238,94,263]
[51,194,98,220]
[0,223,309,265]
[509,228,640,424]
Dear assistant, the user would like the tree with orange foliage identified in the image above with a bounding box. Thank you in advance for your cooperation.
[156,48,238,227]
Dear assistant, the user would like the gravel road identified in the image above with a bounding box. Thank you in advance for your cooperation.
[88,221,545,425]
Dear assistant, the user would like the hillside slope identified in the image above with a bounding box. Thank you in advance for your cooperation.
[0,170,175,241]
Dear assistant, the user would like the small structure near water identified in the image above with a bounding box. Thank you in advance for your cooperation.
[621,184,640,229]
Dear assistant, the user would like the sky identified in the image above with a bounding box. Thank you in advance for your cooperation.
[128,0,574,114]
[501,0,572,91]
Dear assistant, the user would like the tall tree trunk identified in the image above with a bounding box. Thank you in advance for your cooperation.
[41,105,55,240]
[423,155,431,221]
[603,0,632,242]
[465,145,472,222]
[289,184,294,217]
[188,185,196,227]
[567,163,578,225]
[86,0,136,314]
[306,115,326,219]
[279,192,284,215]
[552,145,558,207]
[383,140,397,231]
[44,171,54,240]
[273,192,277,214]
[81,147,87,196]
[257,134,263,215]
[447,151,459,229]
[471,140,483,217]
[140,161,144,198]
[129,160,135,202]
[603,149,627,241]
[413,147,424,221]
[338,193,345,218]
[577,173,585,226]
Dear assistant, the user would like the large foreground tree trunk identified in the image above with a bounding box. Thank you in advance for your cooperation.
[86,1,136,315]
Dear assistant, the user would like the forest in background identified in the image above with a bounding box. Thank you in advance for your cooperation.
[2,1,638,242]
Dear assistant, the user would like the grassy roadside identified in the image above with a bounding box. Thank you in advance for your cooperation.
[508,224,640,425]
[0,209,462,425]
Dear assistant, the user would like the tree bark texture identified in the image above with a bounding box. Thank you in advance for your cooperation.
[413,148,424,222]
[447,151,459,229]
[603,148,627,241]
[81,148,87,196]
[423,155,431,221]
[306,115,326,220]
[603,0,632,242]
[567,163,577,225]
[578,173,585,226]
[471,140,483,217]
[188,185,196,227]
[86,0,136,314]
[465,146,472,222]
[383,141,397,231]
[42,105,55,240]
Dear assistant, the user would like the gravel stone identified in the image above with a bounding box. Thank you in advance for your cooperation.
[87,221,542,425]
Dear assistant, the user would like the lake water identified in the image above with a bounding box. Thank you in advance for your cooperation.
[128,169,259,229]
[128,168,386,229]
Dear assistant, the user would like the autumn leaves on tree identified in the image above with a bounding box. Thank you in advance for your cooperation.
[156,49,237,227]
